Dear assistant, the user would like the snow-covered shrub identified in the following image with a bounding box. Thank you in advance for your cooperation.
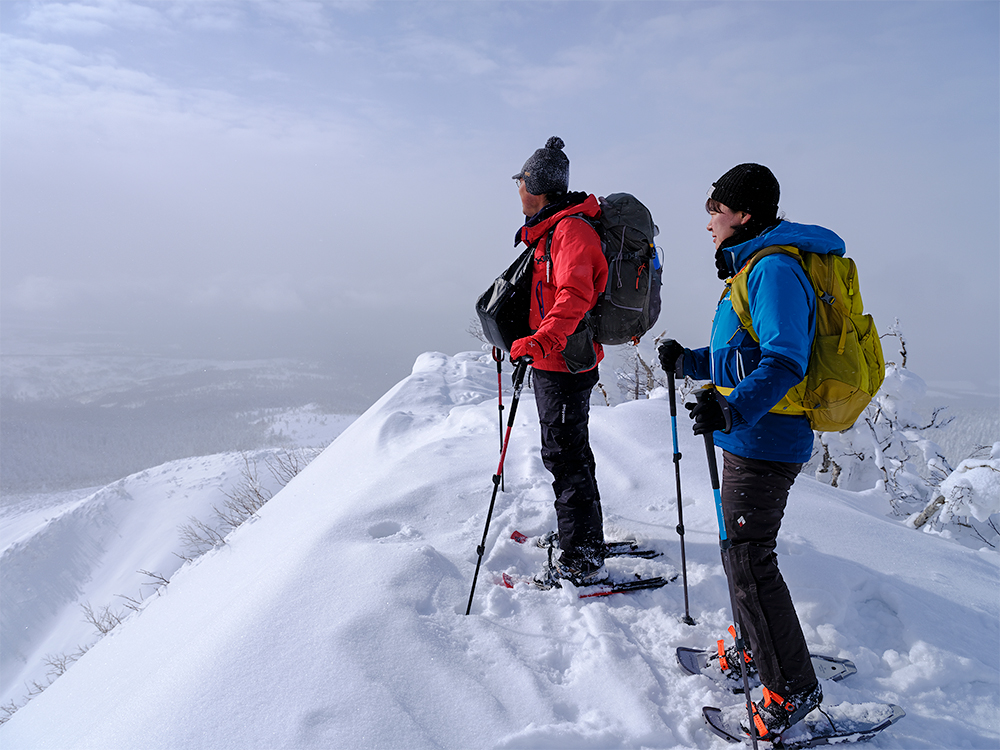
[615,345,659,401]
[812,363,953,504]
[909,443,1000,549]
[936,443,1000,524]
[177,447,317,560]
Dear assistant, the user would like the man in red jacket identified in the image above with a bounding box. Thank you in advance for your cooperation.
[509,137,610,585]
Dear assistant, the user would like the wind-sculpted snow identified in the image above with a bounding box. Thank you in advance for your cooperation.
[0,451,314,710]
[1,351,997,749]
[1,484,130,692]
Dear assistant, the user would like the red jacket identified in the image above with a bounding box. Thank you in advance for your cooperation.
[515,194,608,372]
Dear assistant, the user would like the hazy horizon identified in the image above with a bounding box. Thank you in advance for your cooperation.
[2,1,998,399]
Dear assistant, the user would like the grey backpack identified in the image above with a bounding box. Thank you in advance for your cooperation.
[585,193,662,345]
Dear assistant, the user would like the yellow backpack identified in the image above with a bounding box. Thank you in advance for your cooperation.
[728,245,885,432]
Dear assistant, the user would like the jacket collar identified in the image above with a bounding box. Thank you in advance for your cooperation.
[724,220,847,274]
[516,192,600,246]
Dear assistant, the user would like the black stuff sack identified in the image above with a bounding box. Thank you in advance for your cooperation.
[475,242,537,353]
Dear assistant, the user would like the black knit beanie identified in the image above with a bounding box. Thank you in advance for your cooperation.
[513,136,570,196]
[710,163,780,219]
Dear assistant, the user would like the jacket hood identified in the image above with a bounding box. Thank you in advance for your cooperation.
[724,220,846,273]
[517,193,601,246]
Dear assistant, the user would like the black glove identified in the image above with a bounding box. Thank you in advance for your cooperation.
[658,339,685,376]
[685,388,733,435]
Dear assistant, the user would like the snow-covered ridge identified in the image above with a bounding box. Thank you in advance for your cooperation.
[1,352,997,749]
[0,449,319,711]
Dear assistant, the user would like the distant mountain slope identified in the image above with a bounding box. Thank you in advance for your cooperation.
[0,354,362,493]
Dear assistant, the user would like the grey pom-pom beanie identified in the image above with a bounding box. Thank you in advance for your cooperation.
[513,136,570,195]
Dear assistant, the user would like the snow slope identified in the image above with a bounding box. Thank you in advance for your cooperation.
[0,450,319,708]
[1,351,997,749]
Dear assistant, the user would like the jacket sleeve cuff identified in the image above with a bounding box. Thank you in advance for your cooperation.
[532,331,557,359]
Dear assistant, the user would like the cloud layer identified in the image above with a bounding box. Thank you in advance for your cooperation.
[2,1,997,395]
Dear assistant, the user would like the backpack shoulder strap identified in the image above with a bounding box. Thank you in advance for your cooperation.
[536,228,553,281]
[562,212,602,238]
[540,213,601,281]
[743,244,803,274]
[728,245,806,341]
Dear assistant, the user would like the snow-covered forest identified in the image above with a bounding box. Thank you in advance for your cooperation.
[0,345,996,749]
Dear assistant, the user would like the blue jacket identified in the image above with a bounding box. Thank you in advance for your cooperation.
[683,221,845,463]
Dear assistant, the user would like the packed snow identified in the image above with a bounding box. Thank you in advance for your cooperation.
[1,351,997,749]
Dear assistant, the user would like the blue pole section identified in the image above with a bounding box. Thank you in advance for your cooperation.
[707,450,727,543]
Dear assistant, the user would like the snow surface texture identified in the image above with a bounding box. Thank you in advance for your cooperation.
[1,449,324,709]
[1,352,997,749]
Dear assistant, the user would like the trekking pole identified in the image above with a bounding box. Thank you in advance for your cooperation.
[465,357,530,616]
[702,409,759,749]
[667,371,695,626]
[492,347,506,492]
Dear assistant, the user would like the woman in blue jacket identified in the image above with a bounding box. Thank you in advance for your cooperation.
[659,164,844,739]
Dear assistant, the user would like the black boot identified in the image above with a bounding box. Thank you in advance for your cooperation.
[709,626,758,686]
[742,682,823,739]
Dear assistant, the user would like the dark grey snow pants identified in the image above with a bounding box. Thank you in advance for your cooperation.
[532,366,605,565]
[721,450,818,695]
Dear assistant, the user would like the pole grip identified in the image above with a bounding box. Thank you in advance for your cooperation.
[704,432,721,489]
[666,371,678,417]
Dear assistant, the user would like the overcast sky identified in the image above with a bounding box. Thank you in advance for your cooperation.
[2,0,997,401]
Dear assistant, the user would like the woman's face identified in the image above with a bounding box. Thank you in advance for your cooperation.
[706,203,750,250]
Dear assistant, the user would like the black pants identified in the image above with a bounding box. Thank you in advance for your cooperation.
[532,367,604,565]
[721,451,817,695]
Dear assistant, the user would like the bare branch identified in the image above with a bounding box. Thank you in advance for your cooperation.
[177,516,226,558]
[42,651,81,679]
[911,496,945,529]
[467,318,487,344]
[81,601,124,636]
[595,381,611,407]
[138,569,170,588]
